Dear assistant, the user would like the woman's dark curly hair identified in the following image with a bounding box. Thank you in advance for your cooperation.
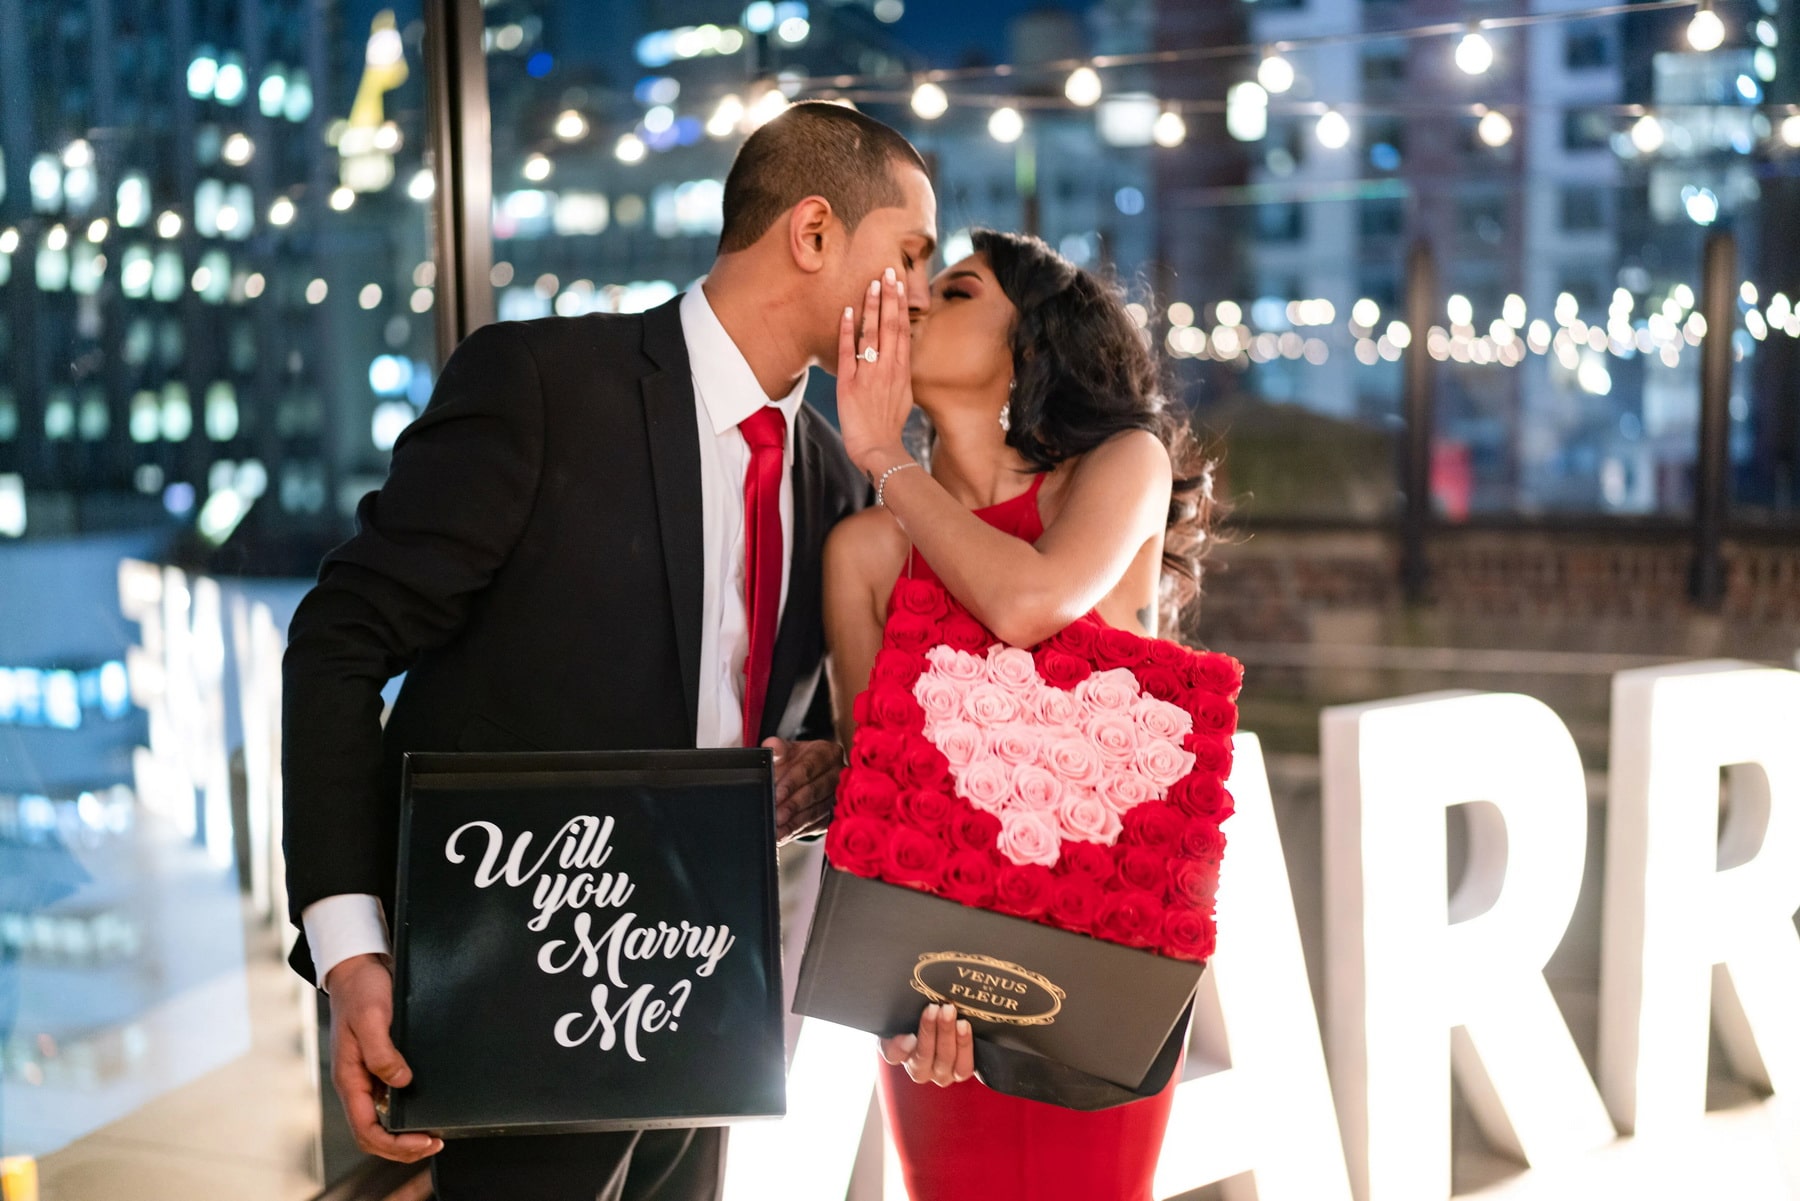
[970,228,1224,635]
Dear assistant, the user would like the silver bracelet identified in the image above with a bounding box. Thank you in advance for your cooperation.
[874,461,921,507]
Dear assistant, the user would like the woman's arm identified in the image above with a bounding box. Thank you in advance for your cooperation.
[863,432,1170,648]
[821,507,908,752]
[835,274,1172,648]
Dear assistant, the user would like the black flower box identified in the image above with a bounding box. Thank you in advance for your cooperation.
[793,866,1201,1108]
[382,749,786,1138]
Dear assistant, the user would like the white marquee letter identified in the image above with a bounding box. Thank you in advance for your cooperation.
[1599,661,1800,1136]
[1323,692,1615,1201]
[1155,734,1353,1201]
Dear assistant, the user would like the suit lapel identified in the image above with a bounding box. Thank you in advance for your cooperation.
[640,297,704,743]
[761,407,825,742]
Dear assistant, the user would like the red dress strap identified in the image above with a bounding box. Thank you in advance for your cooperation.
[905,473,1047,584]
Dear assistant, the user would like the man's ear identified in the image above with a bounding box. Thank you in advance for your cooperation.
[787,196,835,274]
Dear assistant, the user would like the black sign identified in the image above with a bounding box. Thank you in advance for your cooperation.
[384,749,786,1137]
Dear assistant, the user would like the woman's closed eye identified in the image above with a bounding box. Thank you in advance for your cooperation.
[941,287,972,301]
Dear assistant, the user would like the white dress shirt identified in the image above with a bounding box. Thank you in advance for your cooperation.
[302,282,809,988]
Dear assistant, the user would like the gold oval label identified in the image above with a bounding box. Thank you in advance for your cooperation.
[910,952,1065,1026]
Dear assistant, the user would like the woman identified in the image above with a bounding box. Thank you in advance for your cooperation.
[823,229,1221,1199]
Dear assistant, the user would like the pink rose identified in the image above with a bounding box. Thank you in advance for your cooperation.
[1028,684,1080,727]
[962,682,1021,726]
[1132,696,1193,743]
[913,676,967,723]
[1098,771,1156,814]
[1136,739,1196,790]
[990,723,1043,768]
[1077,668,1141,714]
[1057,791,1122,844]
[986,646,1039,691]
[1008,764,1064,812]
[996,810,1062,867]
[959,758,1012,812]
[933,721,984,769]
[1044,735,1104,787]
[927,645,987,684]
[1083,713,1140,763]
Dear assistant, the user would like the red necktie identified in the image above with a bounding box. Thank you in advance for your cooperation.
[738,405,787,748]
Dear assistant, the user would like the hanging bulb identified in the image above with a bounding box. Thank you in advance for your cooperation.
[911,80,948,120]
[1688,3,1725,52]
[1064,66,1102,107]
[1258,48,1295,94]
[1455,30,1495,75]
[1152,108,1187,148]
[1315,109,1350,149]
[1631,114,1665,153]
[988,106,1024,143]
[1477,109,1513,147]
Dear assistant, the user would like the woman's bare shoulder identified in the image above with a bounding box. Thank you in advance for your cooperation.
[825,505,911,574]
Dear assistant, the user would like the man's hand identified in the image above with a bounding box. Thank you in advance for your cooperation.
[879,1003,974,1086]
[763,736,842,843]
[325,953,443,1163]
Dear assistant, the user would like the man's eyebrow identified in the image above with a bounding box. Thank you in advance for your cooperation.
[908,231,938,261]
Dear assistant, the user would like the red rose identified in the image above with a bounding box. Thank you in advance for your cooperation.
[900,741,952,791]
[939,850,998,906]
[992,863,1055,918]
[1169,857,1220,909]
[1046,874,1104,933]
[865,684,924,732]
[1169,775,1232,821]
[1136,665,1184,702]
[1051,622,1098,658]
[897,787,956,833]
[1095,627,1148,670]
[1181,817,1227,865]
[871,648,926,688]
[890,577,949,622]
[1115,846,1169,894]
[1056,840,1116,883]
[852,728,906,774]
[941,611,993,653]
[1160,906,1217,962]
[1095,889,1165,948]
[836,767,900,821]
[1121,803,1187,854]
[1186,691,1238,739]
[947,807,1003,854]
[1147,639,1188,669]
[1186,734,1234,778]
[885,610,939,653]
[825,815,890,877]
[1189,652,1244,700]
[1033,647,1092,690]
[883,824,949,890]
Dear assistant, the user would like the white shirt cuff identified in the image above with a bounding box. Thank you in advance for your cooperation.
[302,893,392,990]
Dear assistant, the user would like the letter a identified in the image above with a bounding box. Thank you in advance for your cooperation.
[1323,691,1615,1201]
[1599,662,1800,1137]
[1153,734,1353,1201]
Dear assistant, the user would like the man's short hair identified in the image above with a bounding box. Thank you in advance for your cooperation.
[718,101,928,254]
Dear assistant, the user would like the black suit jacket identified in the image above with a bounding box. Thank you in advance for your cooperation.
[281,295,866,984]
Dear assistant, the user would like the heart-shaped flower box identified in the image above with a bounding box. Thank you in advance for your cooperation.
[794,576,1240,1102]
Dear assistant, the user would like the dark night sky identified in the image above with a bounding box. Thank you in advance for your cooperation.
[885,0,1087,66]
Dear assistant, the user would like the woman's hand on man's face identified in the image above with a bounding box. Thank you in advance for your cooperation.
[836,268,916,477]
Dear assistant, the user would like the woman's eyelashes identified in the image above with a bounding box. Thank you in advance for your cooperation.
[941,287,972,301]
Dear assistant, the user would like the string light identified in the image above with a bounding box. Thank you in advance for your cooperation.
[1631,114,1666,152]
[1152,108,1187,148]
[1477,110,1513,147]
[1064,66,1102,107]
[911,81,948,120]
[329,186,355,211]
[1258,49,1296,95]
[615,133,646,163]
[988,106,1024,143]
[1316,109,1351,149]
[1687,2,1725,52]
[1781,114,1800,147]
[554,109,589,141]
[522,153,553,182]
[1455,30,1495,75]
[269,197,296,226]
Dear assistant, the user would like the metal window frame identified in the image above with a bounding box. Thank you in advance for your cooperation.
[424,0,495,359]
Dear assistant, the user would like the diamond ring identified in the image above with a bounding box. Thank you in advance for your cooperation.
[861,347,879,364]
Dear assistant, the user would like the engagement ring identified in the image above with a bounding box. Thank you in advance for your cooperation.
[861,347,879,364]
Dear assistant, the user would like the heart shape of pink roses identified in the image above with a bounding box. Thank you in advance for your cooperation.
[913,644,1197,868]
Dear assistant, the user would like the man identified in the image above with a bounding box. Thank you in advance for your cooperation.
[281,101,938,1200]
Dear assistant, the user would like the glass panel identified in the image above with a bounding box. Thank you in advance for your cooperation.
[0,0,439,1192]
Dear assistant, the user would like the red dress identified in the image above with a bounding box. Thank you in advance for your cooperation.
[877,471,1182,1201]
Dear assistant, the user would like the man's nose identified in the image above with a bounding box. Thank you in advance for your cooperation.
[907,272,931,319]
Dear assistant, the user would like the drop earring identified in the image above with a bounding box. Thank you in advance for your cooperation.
[999,379,1015,432]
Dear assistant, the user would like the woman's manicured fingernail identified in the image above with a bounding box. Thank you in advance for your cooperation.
[844,306,853,320]
[870,279,881,295]
[958,1020,971,1036]
[884,266,896,284]
[900,1034,918,1053]
[897,279,905,296]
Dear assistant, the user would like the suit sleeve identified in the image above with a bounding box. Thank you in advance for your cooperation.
[795,442,875,747]
[280,323,545,949]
